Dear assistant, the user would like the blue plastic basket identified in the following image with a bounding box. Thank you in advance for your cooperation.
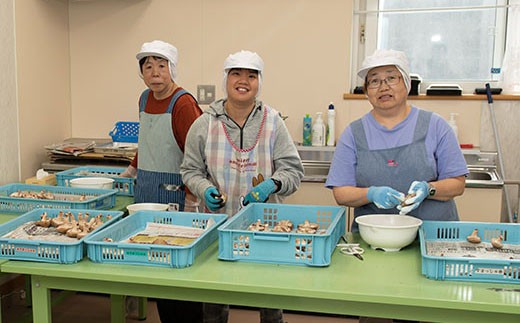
[109,121,139,143]
[218,203,346,267]
[0,208,123,264]
[84,211,227,268]
[420,221,520,284]
[56,166,134,196]
[0,184,117,213]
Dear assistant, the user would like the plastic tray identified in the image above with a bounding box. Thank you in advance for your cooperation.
[218,203,346,267]
[420,221,520,284]
[85,211,227,268]
[0,184,117,213]
[109,121,139,143]
[56,166,134,196]
[0,208,123,264]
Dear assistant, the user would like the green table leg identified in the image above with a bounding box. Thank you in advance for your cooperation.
[138,297,147,320]
[31,278,51,323]
[110,294,126,323]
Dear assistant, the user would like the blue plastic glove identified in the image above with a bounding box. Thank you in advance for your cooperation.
[244,179,277,205]
[204,187,225,211]
[367,186,404,209]
[397,181,429,215]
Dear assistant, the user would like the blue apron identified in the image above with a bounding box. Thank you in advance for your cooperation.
[134,89,189,211]
[352,110,458,230]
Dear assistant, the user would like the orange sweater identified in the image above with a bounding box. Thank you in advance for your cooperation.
[130,87,202,168]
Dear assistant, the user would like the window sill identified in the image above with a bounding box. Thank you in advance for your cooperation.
[343,94,520,101]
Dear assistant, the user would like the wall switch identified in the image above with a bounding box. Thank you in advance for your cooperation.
[197,85,216,104]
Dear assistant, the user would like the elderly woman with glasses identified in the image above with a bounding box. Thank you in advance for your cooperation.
[326,49,468,231]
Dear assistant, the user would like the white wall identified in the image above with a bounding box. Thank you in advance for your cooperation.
[68,0,353,141]
[0,0,19,184]
[14,0,71,181]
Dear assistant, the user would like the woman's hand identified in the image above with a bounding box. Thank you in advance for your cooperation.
[243,179,277,205]
[204,187,225,211]
[367,186,404,209]
[120,165,137,178]
[397,181,429,214]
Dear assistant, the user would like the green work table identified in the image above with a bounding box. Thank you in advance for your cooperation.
[0,195,134,322]
[1,232,520,323]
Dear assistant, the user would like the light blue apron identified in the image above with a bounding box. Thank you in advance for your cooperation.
[134,89,189,211]
[352,110,458,230]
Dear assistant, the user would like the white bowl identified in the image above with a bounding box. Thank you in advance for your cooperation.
[126,203,169,214]
[355,214,422,252]
[69,177,114,190]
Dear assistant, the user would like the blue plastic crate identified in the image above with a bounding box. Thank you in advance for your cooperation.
[56,166,134,196]
[420,221,520,284]
[84,211,227,268]
[0,208,123,264]
[0,184,117,213]
[218,203,346,267]
[109,121,139,143]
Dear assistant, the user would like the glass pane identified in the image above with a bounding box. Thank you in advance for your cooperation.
[377,0,500,81]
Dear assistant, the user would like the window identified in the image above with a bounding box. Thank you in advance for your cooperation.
[351,0,509,94]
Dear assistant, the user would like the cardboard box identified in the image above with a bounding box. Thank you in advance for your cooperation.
[25,174,57,186]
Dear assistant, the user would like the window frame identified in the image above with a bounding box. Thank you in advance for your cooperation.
[350,0,509,94]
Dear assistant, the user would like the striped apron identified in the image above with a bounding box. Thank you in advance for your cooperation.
[134,89,188,211]
[205,105,283,216]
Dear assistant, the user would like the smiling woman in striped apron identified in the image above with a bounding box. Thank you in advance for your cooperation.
[181,50,304,323]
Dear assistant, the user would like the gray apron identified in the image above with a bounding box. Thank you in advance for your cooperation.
[134,89,189,211]
[352,110,458,230]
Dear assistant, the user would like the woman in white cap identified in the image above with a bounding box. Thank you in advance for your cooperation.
[121,40,203,322]
[122,40,202,211]
[326,49,468,231]
[181,50,303,323]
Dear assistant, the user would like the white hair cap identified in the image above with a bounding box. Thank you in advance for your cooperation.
[357,49,411,93]
[136,40,178,82]
[222,50,264,98]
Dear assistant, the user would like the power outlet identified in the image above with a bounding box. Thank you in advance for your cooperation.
[197,85,216,105]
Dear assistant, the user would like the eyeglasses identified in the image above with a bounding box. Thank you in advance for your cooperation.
[366,75,402,89]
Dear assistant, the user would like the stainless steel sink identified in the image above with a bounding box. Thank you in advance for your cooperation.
[466,167,503,188]
[467,171,492,181]
[296,145,334,182]
[297,146,335,162]
[297,146,504,187]
[463,151,503,188]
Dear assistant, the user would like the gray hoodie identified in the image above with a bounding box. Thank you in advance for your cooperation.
[180,99,304,204]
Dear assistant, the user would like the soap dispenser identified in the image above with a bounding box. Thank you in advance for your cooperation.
[448,113,459,141]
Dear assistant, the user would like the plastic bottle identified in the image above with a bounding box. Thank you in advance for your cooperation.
[312,112,326,146]
[448,113,459,142]
[326,102,336,146]
[303,114,312,146]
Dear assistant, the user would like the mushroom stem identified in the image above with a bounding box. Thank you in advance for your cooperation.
[466,229,481,244]
[491,235,504,249]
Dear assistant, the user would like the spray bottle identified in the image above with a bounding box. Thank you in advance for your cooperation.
[326,102,336,146]
[448,113,459,142]
[303,114,312,146]
[312,112,326,146]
